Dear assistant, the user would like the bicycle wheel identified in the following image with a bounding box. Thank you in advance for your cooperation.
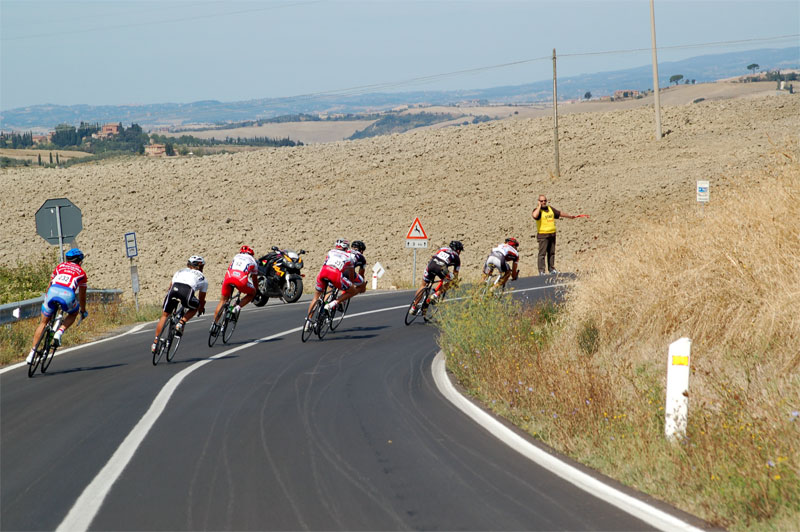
[329,296,350,331]
[221,311,236,344]
[166,326,180,362]
[316,303,332,339]
[153,319,171,365]
[28,320,52,377]
[300,312,316,343]
[424,291,446,323]
[208,302,227,347]
[40,338,58,373]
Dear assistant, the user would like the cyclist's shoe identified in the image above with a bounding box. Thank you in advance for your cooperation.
[151,342,158,354]
[175,321,185,336]
[303,319,313,332]
[53,329,64,347]
[233,304,241,319]
[430,292,440,302]
[26,349,35,364]
[549,269,559,275]
[408,304,418,315]
[325,300,338,312]
[209,323,219,335]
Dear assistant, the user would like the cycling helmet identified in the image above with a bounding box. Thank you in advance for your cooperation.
[187,255,206,268]
[65,248,84,263]
[335,238,350,250]
[505,237,520,249]
[240,245,254,256]
[351,240,366,252]
[449,240,464,252]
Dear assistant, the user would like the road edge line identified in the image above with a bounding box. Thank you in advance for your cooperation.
[431,351,705,532]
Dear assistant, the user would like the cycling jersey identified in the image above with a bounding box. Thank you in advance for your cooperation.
[349,250,367,270]
[491,243,519,262]
[50,262,88,291]
[316,249,356,292]
[171,268,209,293]
[324,249,355,271]
[430,247,461,271]
[222,253,257,298]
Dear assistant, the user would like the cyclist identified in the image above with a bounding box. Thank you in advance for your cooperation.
[349,240,368,295]
[152,255,208,354]
[409,240,463,315]
[212,245,259,327]
[305,238,358,330]
[26,248,88,364]
[482,237,520,290]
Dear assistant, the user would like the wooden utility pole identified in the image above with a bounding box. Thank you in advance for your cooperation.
[650,0,663,140]
[552,48,560,177]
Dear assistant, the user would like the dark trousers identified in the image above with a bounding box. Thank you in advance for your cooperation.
[537,233,556,274]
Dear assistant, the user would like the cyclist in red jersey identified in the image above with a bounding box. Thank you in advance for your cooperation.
[304,238,359,331]
[26,248,89,364]
[212,245,259,322]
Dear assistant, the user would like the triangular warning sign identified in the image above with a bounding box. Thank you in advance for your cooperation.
[406,217,428,239]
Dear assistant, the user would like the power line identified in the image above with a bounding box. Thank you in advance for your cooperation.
[285,34,799,100]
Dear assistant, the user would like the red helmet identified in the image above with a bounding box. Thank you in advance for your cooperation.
[240,245,254,256]
[505,237,519,249]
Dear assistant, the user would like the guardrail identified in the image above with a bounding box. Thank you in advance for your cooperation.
[0,289,123,325]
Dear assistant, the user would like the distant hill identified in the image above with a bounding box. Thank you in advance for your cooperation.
[1,47,796,132]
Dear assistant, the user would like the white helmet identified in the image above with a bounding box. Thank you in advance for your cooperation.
[335,238,350,250]
[187,255,206,268]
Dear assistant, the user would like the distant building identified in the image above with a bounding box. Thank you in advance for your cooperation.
[32,133,53,144]
[93,123,121,139]
[613,90,640,100]
[144,143,166,157]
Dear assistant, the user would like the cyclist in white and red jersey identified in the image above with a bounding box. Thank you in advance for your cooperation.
[26,248,89,364]
[482,237,520,290]
[349,240,368,295]
[409,240,463,315]
[305,238,358,329]
[212,245,259,323]
[152,255,208,353]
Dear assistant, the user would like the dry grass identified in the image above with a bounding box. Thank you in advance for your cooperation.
[440,140,800,531]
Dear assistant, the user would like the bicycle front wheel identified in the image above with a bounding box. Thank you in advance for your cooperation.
[222,312,237,344]
[329,298,350,331]
[424,292,446,323]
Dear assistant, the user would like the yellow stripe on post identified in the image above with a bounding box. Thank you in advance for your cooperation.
[672,355,689,366]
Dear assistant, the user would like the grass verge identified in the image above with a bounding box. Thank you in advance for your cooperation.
[437,144,799,531]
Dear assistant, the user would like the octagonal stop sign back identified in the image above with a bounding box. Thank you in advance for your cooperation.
[35,198,83,245]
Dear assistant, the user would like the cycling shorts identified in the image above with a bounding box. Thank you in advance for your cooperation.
[162,283,199,314]
[483,253,510,274]
[316,265,353,292]
[423,260,452,283]
[221,270,256,298]
[42,285,79,317]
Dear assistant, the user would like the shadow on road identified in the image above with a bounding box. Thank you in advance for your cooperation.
[40,362,127,376]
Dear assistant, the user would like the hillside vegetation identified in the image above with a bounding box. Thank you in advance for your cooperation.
[440,144,799,530]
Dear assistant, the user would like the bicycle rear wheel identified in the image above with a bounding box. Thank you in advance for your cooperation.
[208,307,225,347]
[28,334,48,377]
[153,320,172,366]
[40,341,58,373]
[300,312,316,343]
[222,311,237,344]
[166,318,181,362]
[316,304,332,339]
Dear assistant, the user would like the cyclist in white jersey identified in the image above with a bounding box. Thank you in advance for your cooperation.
[482,237,520,290]
[151,255,208,354]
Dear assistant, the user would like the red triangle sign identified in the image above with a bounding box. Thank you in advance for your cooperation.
[406,217,428,239]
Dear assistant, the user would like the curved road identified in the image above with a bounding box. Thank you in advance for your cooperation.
[1,276,700,531]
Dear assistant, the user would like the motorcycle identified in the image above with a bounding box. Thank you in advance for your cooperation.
[253,246,306,306]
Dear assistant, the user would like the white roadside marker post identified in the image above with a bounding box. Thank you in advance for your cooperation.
[372,262,385,290]
[665,337,691,441]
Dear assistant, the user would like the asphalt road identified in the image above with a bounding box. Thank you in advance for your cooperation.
[2,276,663,531]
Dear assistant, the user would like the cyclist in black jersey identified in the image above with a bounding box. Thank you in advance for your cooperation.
[409,240,463,315]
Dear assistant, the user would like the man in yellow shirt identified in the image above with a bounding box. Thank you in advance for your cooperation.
[531,195,583,275]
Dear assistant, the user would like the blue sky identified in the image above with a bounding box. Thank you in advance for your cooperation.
[1,0,798,110]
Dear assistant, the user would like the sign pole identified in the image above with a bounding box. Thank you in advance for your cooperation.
[131,258,139,312]
[55,205,65,263]
[412,249,417,287]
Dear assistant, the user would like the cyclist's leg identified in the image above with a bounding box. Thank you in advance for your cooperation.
[237,275,257,308]
[214,274,236,321]
[413,264,436,306]
[154,289,178,348]
[307,269,328,319]
[28,313,51,362]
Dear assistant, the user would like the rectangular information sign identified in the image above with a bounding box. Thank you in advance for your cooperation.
[124,232,138,258]
[405,240,428,248]
[696,180,710,203]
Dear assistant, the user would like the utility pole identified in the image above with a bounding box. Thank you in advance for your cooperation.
[650,0,663,140]
[552,48,560,177]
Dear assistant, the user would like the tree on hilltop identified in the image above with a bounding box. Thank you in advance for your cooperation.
[747,63,759,75]
[669,74,684,86]
[584,91,592,100]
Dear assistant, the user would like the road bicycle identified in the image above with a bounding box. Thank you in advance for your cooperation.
[301,284,348,342]
[208,290,241,347]
[153,301,185,365]
[404,277,446,326]
[28,309,75,377]
[481,268,509,297]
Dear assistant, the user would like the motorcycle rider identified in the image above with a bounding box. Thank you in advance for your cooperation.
[212,245,258,326]
[481,237,520,290]
[305,238,359,330]
[349,240,368,295]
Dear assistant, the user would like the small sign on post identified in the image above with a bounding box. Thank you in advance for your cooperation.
[372,262,385,290]
[665,337,691,441]
[696,180,710,203]
[124,232,140,311]
[405,217,429,287]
